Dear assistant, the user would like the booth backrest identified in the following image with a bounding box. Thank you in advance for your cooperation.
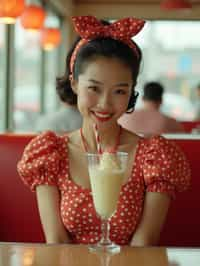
[0,134,45,243]
[181,121,200,133]
[159,138,200,247]
[0,133,199,245]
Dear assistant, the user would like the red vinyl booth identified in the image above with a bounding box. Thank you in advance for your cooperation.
[159,138,200,247]
[181,121,200,133]
[0,133,45,243]
[0,133,199,246]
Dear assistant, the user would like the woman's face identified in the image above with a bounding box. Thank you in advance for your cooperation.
[72,56,133,129]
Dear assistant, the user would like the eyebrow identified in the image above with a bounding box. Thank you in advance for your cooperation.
[88,79,130,87]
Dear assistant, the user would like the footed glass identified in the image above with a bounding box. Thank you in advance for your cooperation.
[87,152,128,253]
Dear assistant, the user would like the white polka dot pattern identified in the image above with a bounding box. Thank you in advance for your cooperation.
[17,131,191,245]
[141,136,191,198]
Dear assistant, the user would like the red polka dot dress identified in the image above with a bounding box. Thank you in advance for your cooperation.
[17,131,191,245]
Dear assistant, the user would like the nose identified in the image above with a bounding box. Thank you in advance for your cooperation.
[97,93,111,109]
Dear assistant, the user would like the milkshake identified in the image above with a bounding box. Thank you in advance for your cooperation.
[88,152,127,219]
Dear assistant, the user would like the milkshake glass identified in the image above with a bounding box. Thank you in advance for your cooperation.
[87,151,128,253]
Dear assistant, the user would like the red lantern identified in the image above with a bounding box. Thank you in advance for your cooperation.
[40,28,61,51]
[20,5,46,31]
[160,0,192,10]
[0,0,25,24]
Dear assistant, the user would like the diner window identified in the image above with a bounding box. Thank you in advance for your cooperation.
[44,50,60,112]
[43,14,61,113]
[134,21,200,121]
[13,20,41,132]
[0,24,6,131]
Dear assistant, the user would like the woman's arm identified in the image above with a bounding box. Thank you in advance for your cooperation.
[130,192,171,246]
[36,185,71,244]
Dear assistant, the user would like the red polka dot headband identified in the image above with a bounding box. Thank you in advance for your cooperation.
[69,16,145,76]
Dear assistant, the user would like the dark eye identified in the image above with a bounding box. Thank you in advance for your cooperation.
[115,89,127,95]
[88,86,99,92]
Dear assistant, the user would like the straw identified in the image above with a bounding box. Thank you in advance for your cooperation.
[93,123,102,154]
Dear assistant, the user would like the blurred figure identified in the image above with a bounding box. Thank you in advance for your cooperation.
[36,98,82,133]
[194,83,200,120]
[36,104,82,133]
[119,82,184,136]
[36,57,82,133]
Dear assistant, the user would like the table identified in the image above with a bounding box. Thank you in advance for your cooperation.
[0,243,200,266]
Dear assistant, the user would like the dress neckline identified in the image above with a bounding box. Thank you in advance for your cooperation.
[63,134,143,192]
[80,126,122,154]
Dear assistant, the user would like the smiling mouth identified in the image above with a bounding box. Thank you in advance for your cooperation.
[91,111,112,122]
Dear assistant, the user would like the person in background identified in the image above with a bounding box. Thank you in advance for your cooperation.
[36,46,82,133]
[118,81,184,137]
[36,97,82,133]
[190,83,200,134]
[194,83,200,120]
[18,16,190,246]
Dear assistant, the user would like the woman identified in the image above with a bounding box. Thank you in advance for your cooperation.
[18,16,191,246]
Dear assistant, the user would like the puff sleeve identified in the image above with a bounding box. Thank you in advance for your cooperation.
[142,136,191,198]
[17,131,62,192]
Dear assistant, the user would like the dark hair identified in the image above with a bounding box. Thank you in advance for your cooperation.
[143,82,164,102]
[56,20,110,106]
[57,25,142,111]
[56,36,81,105]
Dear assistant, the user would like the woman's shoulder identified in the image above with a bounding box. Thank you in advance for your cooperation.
[118,128,175,154]
[120,127,141,145]
[17,131,66,191]
[137,134,191,176]
[65,129,81,146]
[34,129,81,144]
[140,135,191,197]
[20,130,71,162]
[139,135,176,150]
[29,130,66,147]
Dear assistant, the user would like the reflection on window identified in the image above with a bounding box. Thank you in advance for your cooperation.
[0,24,6,131]
[134,21,200,121]
[14,20,41,132]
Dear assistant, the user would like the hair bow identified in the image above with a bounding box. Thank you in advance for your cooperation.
[70,16,145,74]
[72,16,145,43]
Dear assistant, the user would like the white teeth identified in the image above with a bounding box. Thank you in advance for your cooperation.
[95,112,111,118]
